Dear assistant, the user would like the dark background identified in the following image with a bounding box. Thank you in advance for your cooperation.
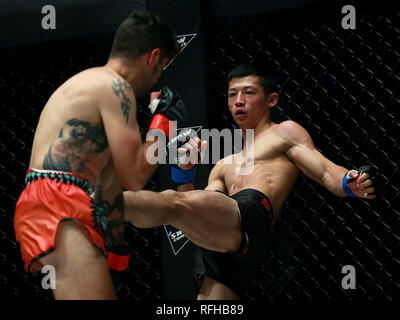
[0,0,399,300]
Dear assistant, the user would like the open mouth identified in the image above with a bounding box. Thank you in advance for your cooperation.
[235,110,246,115]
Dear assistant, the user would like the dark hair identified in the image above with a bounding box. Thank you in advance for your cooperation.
[110,11,180,62]
[227,63,278,96]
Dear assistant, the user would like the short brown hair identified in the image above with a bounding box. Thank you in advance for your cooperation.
[110,11,179,62]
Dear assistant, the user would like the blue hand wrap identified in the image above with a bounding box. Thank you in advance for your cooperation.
[342,172,357,197]
[171,166,196,184]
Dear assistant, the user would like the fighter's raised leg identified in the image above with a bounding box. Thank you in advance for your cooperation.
[124,189,242,253]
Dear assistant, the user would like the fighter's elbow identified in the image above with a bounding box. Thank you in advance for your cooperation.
[118,163,150,191]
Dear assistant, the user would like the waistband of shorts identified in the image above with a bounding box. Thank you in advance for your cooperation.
[230,188,273,213]
[25,168,93,195]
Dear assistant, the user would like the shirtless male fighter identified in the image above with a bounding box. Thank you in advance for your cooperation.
[123,62,376,300]
[14,11,187,299]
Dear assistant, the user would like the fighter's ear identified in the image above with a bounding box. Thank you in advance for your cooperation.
[148,48,161,66]
[267,92,279,108]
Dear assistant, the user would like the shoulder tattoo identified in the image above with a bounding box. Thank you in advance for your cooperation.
[111,78,132,123]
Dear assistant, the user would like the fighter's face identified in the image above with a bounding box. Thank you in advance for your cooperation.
[150,57,168,85]
[228,75,272,128]
[136,57,168,98]
[147,57,168,89]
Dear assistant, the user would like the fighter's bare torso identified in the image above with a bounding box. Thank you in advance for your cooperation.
[29,67,132,183]
[211,121,301,223]
[29,66,135,246]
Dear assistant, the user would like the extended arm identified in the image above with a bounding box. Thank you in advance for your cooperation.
[280,121,375,199]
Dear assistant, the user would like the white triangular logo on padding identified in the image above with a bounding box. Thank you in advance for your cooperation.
[164,33,197,70]
[164,224,189,255]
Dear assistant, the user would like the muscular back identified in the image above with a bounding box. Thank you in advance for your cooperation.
[31,67,123,181]
[29,66,135,247]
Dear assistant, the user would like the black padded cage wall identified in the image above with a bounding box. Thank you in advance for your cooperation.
[203,0,399,300]
[0,37,163,300]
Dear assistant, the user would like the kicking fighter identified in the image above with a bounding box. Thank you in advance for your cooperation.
[123,63,376,300]
[14,11,187,299]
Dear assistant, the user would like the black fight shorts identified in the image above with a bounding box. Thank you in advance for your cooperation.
[193,188,273,299]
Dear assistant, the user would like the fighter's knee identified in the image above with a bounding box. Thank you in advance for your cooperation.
[161,189,197,223]
[160,189,179,200]
[161,189,187,206]
[161,189,185,216]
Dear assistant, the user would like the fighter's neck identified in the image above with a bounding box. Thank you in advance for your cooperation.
[105,58,142,91]
[241,116,275,145]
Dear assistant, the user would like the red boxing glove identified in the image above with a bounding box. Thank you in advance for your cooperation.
[148,86,187,138]
[149,113,176,139]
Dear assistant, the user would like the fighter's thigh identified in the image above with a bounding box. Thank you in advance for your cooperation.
[197,276,239,300]
[39,221,115,299]
[172,190,241,252]
[40,220,101,266]
[173,190,239,222]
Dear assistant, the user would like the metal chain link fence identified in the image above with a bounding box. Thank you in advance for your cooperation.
[0,36,162,300]
[204,0,399,300]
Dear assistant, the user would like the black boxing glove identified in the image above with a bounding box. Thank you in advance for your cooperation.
[342,164,376,198]
[148,86,188,139]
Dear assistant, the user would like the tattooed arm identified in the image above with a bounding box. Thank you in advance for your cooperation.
[98,77,164,191]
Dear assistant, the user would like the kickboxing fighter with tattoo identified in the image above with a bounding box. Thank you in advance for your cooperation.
[14,11,187,299]
[123,63,376,300]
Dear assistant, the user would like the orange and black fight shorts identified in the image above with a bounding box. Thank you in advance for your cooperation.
[14,169,107,273]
